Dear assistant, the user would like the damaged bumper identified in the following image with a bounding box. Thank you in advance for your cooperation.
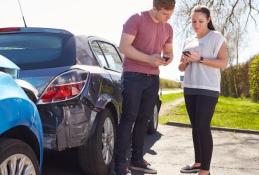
[39,100,98,151]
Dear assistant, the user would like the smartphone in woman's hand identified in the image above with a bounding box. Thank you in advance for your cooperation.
[182,51,191,56]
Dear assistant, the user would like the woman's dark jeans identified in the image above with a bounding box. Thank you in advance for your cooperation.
[184,94,218,171]
[115,72,159,167]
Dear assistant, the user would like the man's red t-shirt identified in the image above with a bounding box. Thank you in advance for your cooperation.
[122,11,173,75]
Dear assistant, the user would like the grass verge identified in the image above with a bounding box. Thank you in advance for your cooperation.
[160,96,259,130]
[160,92,183,103]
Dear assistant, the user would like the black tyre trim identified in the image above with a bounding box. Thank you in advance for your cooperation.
[147,104,159,134]
[78,108,116,175]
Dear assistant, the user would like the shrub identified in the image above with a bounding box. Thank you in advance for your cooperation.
[160,78,181,89]
[249,55,259,102]
[221,62,250,98]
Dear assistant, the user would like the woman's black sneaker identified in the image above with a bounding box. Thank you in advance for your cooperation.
[129,159,157,174]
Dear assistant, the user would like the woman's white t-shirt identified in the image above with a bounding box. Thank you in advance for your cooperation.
[183,30,225,92]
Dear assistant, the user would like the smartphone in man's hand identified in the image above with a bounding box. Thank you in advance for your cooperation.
[162,55,170,61]
[182,51,191,56]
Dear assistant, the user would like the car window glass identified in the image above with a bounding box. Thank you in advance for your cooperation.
[90,41,108,67]
[0,33,75,70]
[75,37,98,66]
[98,42,122,72]
[105,55,116,67]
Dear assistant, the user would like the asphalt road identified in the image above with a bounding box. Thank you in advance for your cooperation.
[43,124,259,175]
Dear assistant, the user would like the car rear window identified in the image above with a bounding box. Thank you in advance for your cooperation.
[0,33,76,70]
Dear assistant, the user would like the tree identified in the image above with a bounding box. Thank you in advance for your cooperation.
[174,0,259,65]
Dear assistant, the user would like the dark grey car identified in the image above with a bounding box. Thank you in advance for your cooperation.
[0,27,160,175]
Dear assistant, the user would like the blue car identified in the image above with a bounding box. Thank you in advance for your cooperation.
[0,55,43,175]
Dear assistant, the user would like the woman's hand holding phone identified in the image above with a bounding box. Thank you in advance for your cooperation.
[182,51,200,63]
[182,51,191,56]
[181,51,191,65]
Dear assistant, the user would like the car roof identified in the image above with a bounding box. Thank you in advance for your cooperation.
[87,35,118,46]
[0,27,73,35]
[0,27,117,46]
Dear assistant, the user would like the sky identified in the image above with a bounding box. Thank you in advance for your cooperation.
[1,0,259,81]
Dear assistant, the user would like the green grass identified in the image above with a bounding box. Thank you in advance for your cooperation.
[161,88,181,91]
[159,92,183,124]
[159,96,259,130]
[160,92,183,103]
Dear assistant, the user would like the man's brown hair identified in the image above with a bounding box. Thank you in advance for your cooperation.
[153,0,175,10]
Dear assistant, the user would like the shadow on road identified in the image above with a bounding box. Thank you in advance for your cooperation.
[130,131,163,175]
[143,131,162,155]
[43,148,84,175]
[43,131,162,175]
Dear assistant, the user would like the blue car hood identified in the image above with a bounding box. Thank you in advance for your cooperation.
[0,54,19,70]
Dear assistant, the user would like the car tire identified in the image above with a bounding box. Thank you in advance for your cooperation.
[0,138,40,175]
[147,104,159,134]
[78,108,116,175]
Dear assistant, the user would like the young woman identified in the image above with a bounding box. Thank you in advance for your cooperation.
[178,5,228,175]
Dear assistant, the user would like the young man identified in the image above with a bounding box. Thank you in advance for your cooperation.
[115,0,175,175]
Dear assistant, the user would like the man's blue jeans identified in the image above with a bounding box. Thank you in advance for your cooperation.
[115,72,159,166]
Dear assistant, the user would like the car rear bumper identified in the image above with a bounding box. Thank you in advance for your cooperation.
[39,100,98,151]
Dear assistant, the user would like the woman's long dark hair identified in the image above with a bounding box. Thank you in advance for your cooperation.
[192,5,215,30]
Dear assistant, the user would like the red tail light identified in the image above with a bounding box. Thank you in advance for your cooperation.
[0,27,21,32]
[38,69,88,104]
[40,81,85,103]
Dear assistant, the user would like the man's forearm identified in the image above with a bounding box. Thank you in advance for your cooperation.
[119,44,150,63]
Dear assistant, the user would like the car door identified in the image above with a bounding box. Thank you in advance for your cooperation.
[97,41,122,83]
[90,40,123,116]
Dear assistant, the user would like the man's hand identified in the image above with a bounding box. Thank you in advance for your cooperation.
[162,54,173,66]
[148,54,166,67]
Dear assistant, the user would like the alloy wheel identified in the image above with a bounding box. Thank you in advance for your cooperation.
[101,117,114,165]
[153,105,158,129]
[0,154,36,175]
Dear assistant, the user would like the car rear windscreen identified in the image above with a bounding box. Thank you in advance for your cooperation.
[0,33,76,70]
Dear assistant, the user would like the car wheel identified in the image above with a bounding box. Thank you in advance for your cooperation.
[0,138,40,175]
[78,108,115,175]
[147,104,159,134]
